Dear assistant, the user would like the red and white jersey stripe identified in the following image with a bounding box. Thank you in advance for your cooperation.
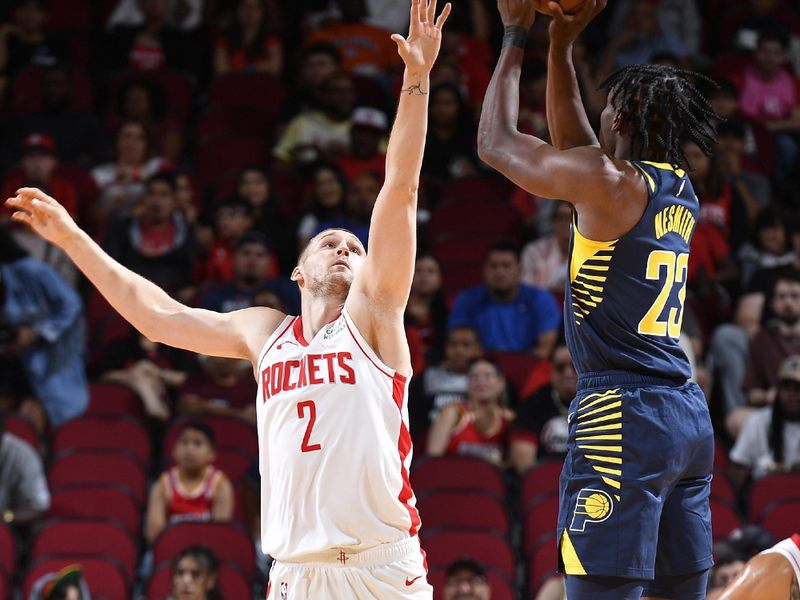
[255,307,420,561]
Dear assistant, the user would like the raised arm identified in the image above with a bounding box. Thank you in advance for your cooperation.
[543,0,607,149]
[351,0,450,311]
[5,188,284,364]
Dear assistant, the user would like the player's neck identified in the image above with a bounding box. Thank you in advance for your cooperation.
[300,296,345,340]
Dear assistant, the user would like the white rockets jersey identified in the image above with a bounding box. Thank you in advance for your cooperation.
[255,307,421,561]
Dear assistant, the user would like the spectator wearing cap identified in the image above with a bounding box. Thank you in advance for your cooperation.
[708,525,774,594]
[0,411,50,527]
[730,354,800,483]
[2,133,78,218]
[28,564,91,600]
[335,107,388,182]
[197,231,299,314]
[443,558,491,600]
[103,171,196,295]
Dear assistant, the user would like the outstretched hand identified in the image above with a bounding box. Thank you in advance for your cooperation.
[4,187,78,247]
[391,0,451,73]
[541,0,607,49]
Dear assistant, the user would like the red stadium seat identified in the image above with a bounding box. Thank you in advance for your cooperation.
[49,449,147,505]
[31,519,138,582]
[438,176,514,206]
[759,499,800,542]
[24,556,129,599]
[5,413,37,451]
[50,485,141,535]
[146,560,252,600]
[11,66,93,114]
[710,499,742,540]
[208,73,285,120]
[152,521,255,577]
[196,106,276,146]
[438,263,483,299]
[713,437,730,470]
[488,351,542,398]
[711,470,736,505]
[528,539,559,596]
[164,416,258,461]
[521,461,564,511]
[85,381,143,418]
[748,473,800,522]
[428,200,521,246]
[0,569,8,600]
[53,415,151,467]
[523,493,560,555]
[431,233,502,265]
[417,491,509,535]
[0,522,15,575]
[422,529,515,582]
[45,0,91,31]
[411,457,505,499]
[194,137,269,187]
[428,566,515,600]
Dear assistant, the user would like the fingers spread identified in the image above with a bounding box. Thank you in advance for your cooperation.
[427,0,437,24]
[436,2,451,28]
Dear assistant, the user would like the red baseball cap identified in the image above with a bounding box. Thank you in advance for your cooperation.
[21,132,57,154]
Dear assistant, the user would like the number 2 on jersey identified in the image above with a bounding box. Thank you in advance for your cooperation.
[637,250,689,339]
[297,400,322,452]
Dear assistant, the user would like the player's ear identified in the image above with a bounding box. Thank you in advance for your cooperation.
[291,266,304,285]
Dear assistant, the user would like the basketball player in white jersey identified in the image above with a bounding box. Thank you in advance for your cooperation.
[5,1,450,597]
[708,534,800,600]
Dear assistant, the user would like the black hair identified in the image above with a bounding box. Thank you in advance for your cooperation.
[307,161,348,219]
[447,325,482,345]
[216,196,253,217]
[302,42,342,65]
[486,241,521,262]
[716,117,747,139]
[773,267,800,292]
[173,545,222,600]
[709,79,739,100]
[429,83,475,133]
[0,224,28,263]
[600,64,719,169]
[446,558,486,579]
[117,78,166,122]
[226,0,276,62]
[752,205,788,252]
[758,29,790,51]
[178,421,215,447]
[146,170,177,192]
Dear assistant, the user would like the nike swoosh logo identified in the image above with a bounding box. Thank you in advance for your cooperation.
[405,575,423,586]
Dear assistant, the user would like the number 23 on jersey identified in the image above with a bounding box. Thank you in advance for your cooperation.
[638,250,689,340]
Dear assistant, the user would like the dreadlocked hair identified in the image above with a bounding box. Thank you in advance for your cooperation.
[600,64,719,170]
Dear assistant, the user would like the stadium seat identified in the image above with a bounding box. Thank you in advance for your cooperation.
[5,413,37,451]
[85,381,143,418]
[528,539,559,596]
[108,69,193,123]
[11,65,94,114]
[711,469,736,505]
[422,529,515,582]
[521,461,564,511]
[196,105,276,146]
[428,200,521,246]
[759,499,800,542]
[0,568,8,600]
[417,491,509,535]
[748,473,800,522]
[0,522,15,575]
[713,437,730,470]
[152,521,255,577]
[523,493,560,555]
[49,449,147,505]
[710,499,742,540]
[23,556,129,599]
[31,519,138,582]
[45,0,92,32]
[53,415,151,467]
[49,485,141,535]
[164,415,258,460]
[428,566,515,600]
[431,233,503,265]
[411,456,505,499]
[487,351,542,399]
[438,176,514,206]
[146,560,252,600]
[194,137,269,187]
[208,73,285,120]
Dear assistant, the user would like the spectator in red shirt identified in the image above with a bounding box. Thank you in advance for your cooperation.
[145,422,234,544]
[196,198,255,283]
[214,0,283,76]
[426,358,514,467]
[178,355,257,423]
[335,107,387,182]
[1,133,78,219]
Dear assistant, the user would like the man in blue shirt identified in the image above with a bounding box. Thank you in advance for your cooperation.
[448,242,561,358]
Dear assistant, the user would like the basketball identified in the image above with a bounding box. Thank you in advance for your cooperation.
[550,0,587,14]
[584,493,610,519]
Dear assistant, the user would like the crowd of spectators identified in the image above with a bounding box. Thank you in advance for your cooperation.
[1,0,800,597]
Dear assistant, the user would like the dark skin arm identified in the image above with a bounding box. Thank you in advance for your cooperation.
[478,0,647,242]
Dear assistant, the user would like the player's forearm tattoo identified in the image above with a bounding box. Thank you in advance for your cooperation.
[402,82,426,95]
[502,25,528,49]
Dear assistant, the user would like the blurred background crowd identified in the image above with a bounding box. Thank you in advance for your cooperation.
[1,0,800,598]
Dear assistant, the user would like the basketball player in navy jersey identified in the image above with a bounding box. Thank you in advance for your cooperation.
[479,1,718,599]
[6,1,451,597]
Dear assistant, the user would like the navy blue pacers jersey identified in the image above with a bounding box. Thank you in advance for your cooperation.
[564,160,696,380]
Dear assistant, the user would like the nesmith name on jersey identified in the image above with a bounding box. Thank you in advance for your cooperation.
[654,203,696,243]
[261,352,356,401]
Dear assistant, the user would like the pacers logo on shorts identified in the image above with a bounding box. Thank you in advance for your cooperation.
[570,488,614,532]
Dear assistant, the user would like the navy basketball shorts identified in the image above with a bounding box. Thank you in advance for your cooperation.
[556,371,714,580]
